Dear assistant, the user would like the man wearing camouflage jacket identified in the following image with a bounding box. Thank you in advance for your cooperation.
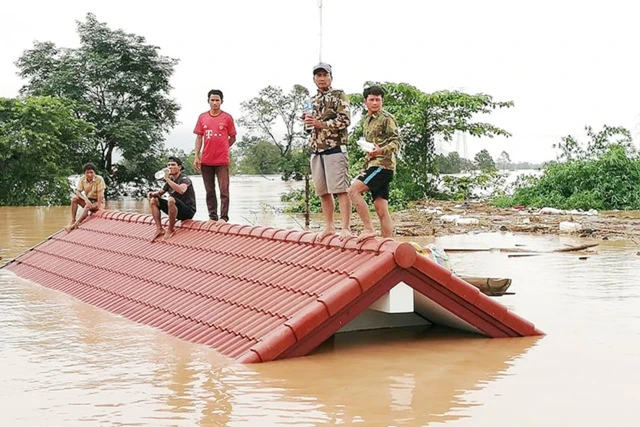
[304,62,352,241]
[348,85,401,241]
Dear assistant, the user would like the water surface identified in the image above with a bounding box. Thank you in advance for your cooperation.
[1,175,639,426]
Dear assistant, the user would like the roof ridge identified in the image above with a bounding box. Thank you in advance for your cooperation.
[92,210,410,257]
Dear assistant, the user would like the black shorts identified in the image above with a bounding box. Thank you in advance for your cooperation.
[357,167,394,200]
[158,197,195,221]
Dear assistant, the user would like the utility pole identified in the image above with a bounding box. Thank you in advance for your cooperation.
[454,86,468,159]
[635,113,640,150]
[318,0,323,62]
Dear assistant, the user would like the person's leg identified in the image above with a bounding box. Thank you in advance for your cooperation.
[319,194,336,236]
[65,196,85,232]
[74,205,94,227]
[163,197,178,240]
[373,197,393,238]
[150,197,165,240]
[201,165,218,221]
[175,199,195,221]
[217,165,230,222]
[348,180,376,241]
[324,152,352,240]
[336,193,352,240]
[310,154,335,241]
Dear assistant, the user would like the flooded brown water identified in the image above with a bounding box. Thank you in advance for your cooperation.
[1,176,639,426]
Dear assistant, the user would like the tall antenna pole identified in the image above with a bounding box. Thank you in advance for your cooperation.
[318,0,323,62]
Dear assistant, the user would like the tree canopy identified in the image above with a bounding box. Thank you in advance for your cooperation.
[0,97,93,205]
[238,84,311,180]
[15,13,180,186]
[496,125,640,210]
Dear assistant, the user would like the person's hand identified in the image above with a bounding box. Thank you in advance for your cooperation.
[304,115,323,129]
[148,191,158,199]
[194,157,201,172]
[368,144,383,158]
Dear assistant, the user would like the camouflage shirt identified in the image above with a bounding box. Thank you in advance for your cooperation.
[308,88,351,152]
[362,109,401,171]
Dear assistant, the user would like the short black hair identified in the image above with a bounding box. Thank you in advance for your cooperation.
[207,89,224,100]
[363,85,385,99]
[83,162,97,172]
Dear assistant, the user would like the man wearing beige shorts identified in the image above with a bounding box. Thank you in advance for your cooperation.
[304,62,352,241]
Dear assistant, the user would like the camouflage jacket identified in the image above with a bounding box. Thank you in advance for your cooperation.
[362,109,401,171]
[308,88,351,152]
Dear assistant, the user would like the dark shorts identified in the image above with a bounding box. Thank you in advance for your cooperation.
[357,167,394,200]
[158,197,196,221]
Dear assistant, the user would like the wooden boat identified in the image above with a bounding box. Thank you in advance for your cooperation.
[458,276,512,296]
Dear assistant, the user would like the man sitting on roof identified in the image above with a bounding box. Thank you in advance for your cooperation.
[65,162,105,233]
[147,156,197,241]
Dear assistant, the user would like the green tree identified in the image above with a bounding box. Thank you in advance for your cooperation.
[495,125,640,210]
[0,97,94,205]
[349,82,512,198]
[235,136,282,175]
[436,151,470,174]
[497,150,511,171]
[554,125,635,161]
[474,149,497,172]
[238,85,309,159]
[239,84,313,224]
[15,13,179,186]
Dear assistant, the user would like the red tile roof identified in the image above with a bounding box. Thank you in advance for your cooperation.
[3,210,543,362]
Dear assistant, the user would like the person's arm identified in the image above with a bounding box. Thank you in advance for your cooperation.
[228,115,237,148]
[75,178,91,204]
[194,135,203,171]
[370,116,401,158]
[94,190,104,209]
[193,115,204,171]
[147,188,166,198]
[381,116,401,155]
[74,189,88,203]
[306,91,351,131]
[319,91,351,131]
[164,177,188,195]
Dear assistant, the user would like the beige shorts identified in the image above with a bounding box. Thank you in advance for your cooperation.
[310,151,350,196]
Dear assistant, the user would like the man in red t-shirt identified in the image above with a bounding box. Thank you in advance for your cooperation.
[193,89,237,222]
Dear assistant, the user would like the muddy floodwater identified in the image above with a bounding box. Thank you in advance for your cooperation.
[1,175,639,426]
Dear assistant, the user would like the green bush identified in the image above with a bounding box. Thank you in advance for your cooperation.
[494,144,640,210]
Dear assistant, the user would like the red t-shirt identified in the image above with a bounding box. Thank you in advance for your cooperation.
[193,111,237,166]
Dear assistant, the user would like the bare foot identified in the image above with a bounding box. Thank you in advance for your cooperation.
[218,219,227,223]
[315,228,336,242]
[64,222,78,233]
[356,230,377,242]
[339,229,353,241]
[151,228,164,241]
[162,229,175,241]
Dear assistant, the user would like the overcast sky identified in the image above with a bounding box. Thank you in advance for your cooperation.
[1,0,639,162]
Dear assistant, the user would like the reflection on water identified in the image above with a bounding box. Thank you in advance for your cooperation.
[1,176,640,426]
